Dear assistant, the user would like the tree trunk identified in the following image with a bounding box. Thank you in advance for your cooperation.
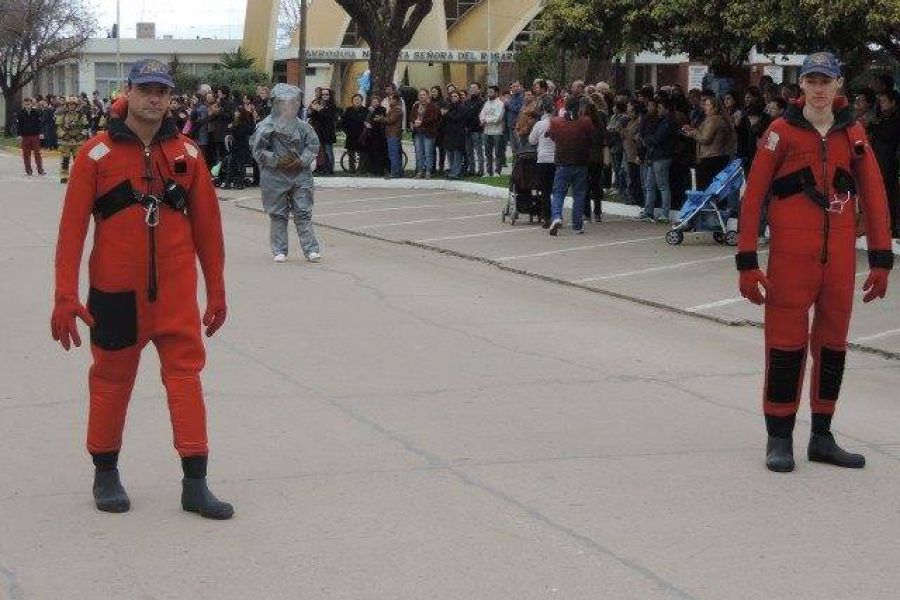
[625,51,636,91]
[585,55,600,83]
[3,88,22,135]
[597,53,614,84]
[369,43,401,97]
[557,48,567,88]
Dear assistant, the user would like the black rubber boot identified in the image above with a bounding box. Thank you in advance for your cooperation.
[93,469,131,513]
[766,436,795,472]
[808,432,865,469]
[180,455,233,520]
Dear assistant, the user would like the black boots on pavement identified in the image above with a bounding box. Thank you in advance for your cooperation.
[181,455,234,520]
[765,414,865,472]
[90,453,233,519]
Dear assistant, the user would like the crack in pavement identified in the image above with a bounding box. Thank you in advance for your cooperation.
[211,333,701,599]
[310,263,606,376]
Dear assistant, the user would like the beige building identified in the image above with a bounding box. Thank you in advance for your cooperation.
[243,0,804,103]
[244,0,549,101]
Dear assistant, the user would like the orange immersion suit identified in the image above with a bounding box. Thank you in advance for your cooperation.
[52,113,226,458]
[737,97,893,436]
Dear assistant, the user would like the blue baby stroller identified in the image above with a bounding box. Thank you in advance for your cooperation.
[665,158,744,246]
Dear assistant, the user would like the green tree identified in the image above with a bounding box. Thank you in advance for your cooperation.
[646,0,900,77]
[219,46,256,69]
[539,0,645,81]
[205,68,270,97]
[513,40,559,85]
[641,0,757,76]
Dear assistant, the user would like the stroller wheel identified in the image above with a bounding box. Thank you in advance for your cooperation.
[665,229,684,246]
[713,231,726,244]
[725,231,739,246]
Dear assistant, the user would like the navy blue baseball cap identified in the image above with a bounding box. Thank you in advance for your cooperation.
[128,59,175,88]
[800,52,841,79]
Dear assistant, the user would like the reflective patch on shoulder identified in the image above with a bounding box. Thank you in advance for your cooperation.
[764,131,780,152]
[183,141,199,158]
[88,142,111,161]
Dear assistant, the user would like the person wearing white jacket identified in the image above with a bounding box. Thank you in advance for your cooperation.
[528,95,557,228]
[480,85,506,176]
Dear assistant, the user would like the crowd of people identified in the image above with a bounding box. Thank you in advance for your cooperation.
[13,70,900,235]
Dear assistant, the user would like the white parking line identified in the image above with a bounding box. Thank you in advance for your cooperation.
[318,191,458,206]
[686,297,745,312]
[852,328,900,343]
[688,271,872,313]
[494,236,660,262]
[574,254,736,283]
[317,200,493,217]
[356,212,498,229]
[416,228,538,243]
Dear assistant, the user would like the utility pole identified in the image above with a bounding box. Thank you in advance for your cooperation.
[297,0,308,94]
[486,0,497,85]
[116,0,122,94]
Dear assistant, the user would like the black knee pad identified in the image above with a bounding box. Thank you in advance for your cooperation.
[766,348,806,403]
[62,155,70,170]
[818,347,846,401]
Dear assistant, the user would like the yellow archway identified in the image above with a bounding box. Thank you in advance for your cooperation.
[242,0,544,96]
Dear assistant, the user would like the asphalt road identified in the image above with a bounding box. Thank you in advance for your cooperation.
[2,150,900,600]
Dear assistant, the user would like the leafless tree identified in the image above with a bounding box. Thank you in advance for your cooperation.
[278,0,302,49]
[333,0,433,95]
[0,0,96,129]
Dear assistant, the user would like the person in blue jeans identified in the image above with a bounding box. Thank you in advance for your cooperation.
[411,89,440,178]
[384,95,404,178]
[638,96,676,223]
[547,96,595,236]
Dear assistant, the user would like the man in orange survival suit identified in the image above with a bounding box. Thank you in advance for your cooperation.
[737,52,893,473]
[51,59,232,519]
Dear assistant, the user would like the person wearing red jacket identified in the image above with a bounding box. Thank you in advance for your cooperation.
[736,52,893,472]
[50,59,233,519]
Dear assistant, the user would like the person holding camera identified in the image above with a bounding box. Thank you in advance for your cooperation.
[52,59,232,520]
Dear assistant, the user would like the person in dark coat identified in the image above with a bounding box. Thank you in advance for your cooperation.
[870,89,900,237]
[441,91,469,180]
[430,86,448,173]
[15,97,45,175]
[463,84,486,176]
[341,93,368,173]
[308,88,339,174]
[41,98,58,149]
[364,96,389,176]
[223,107,254,189]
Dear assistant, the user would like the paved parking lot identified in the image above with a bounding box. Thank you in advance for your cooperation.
[5,147,900,599]
[231,184,900,358]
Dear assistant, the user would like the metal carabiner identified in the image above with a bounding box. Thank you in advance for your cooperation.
[828,191,852,214]
[143,195,160,227]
